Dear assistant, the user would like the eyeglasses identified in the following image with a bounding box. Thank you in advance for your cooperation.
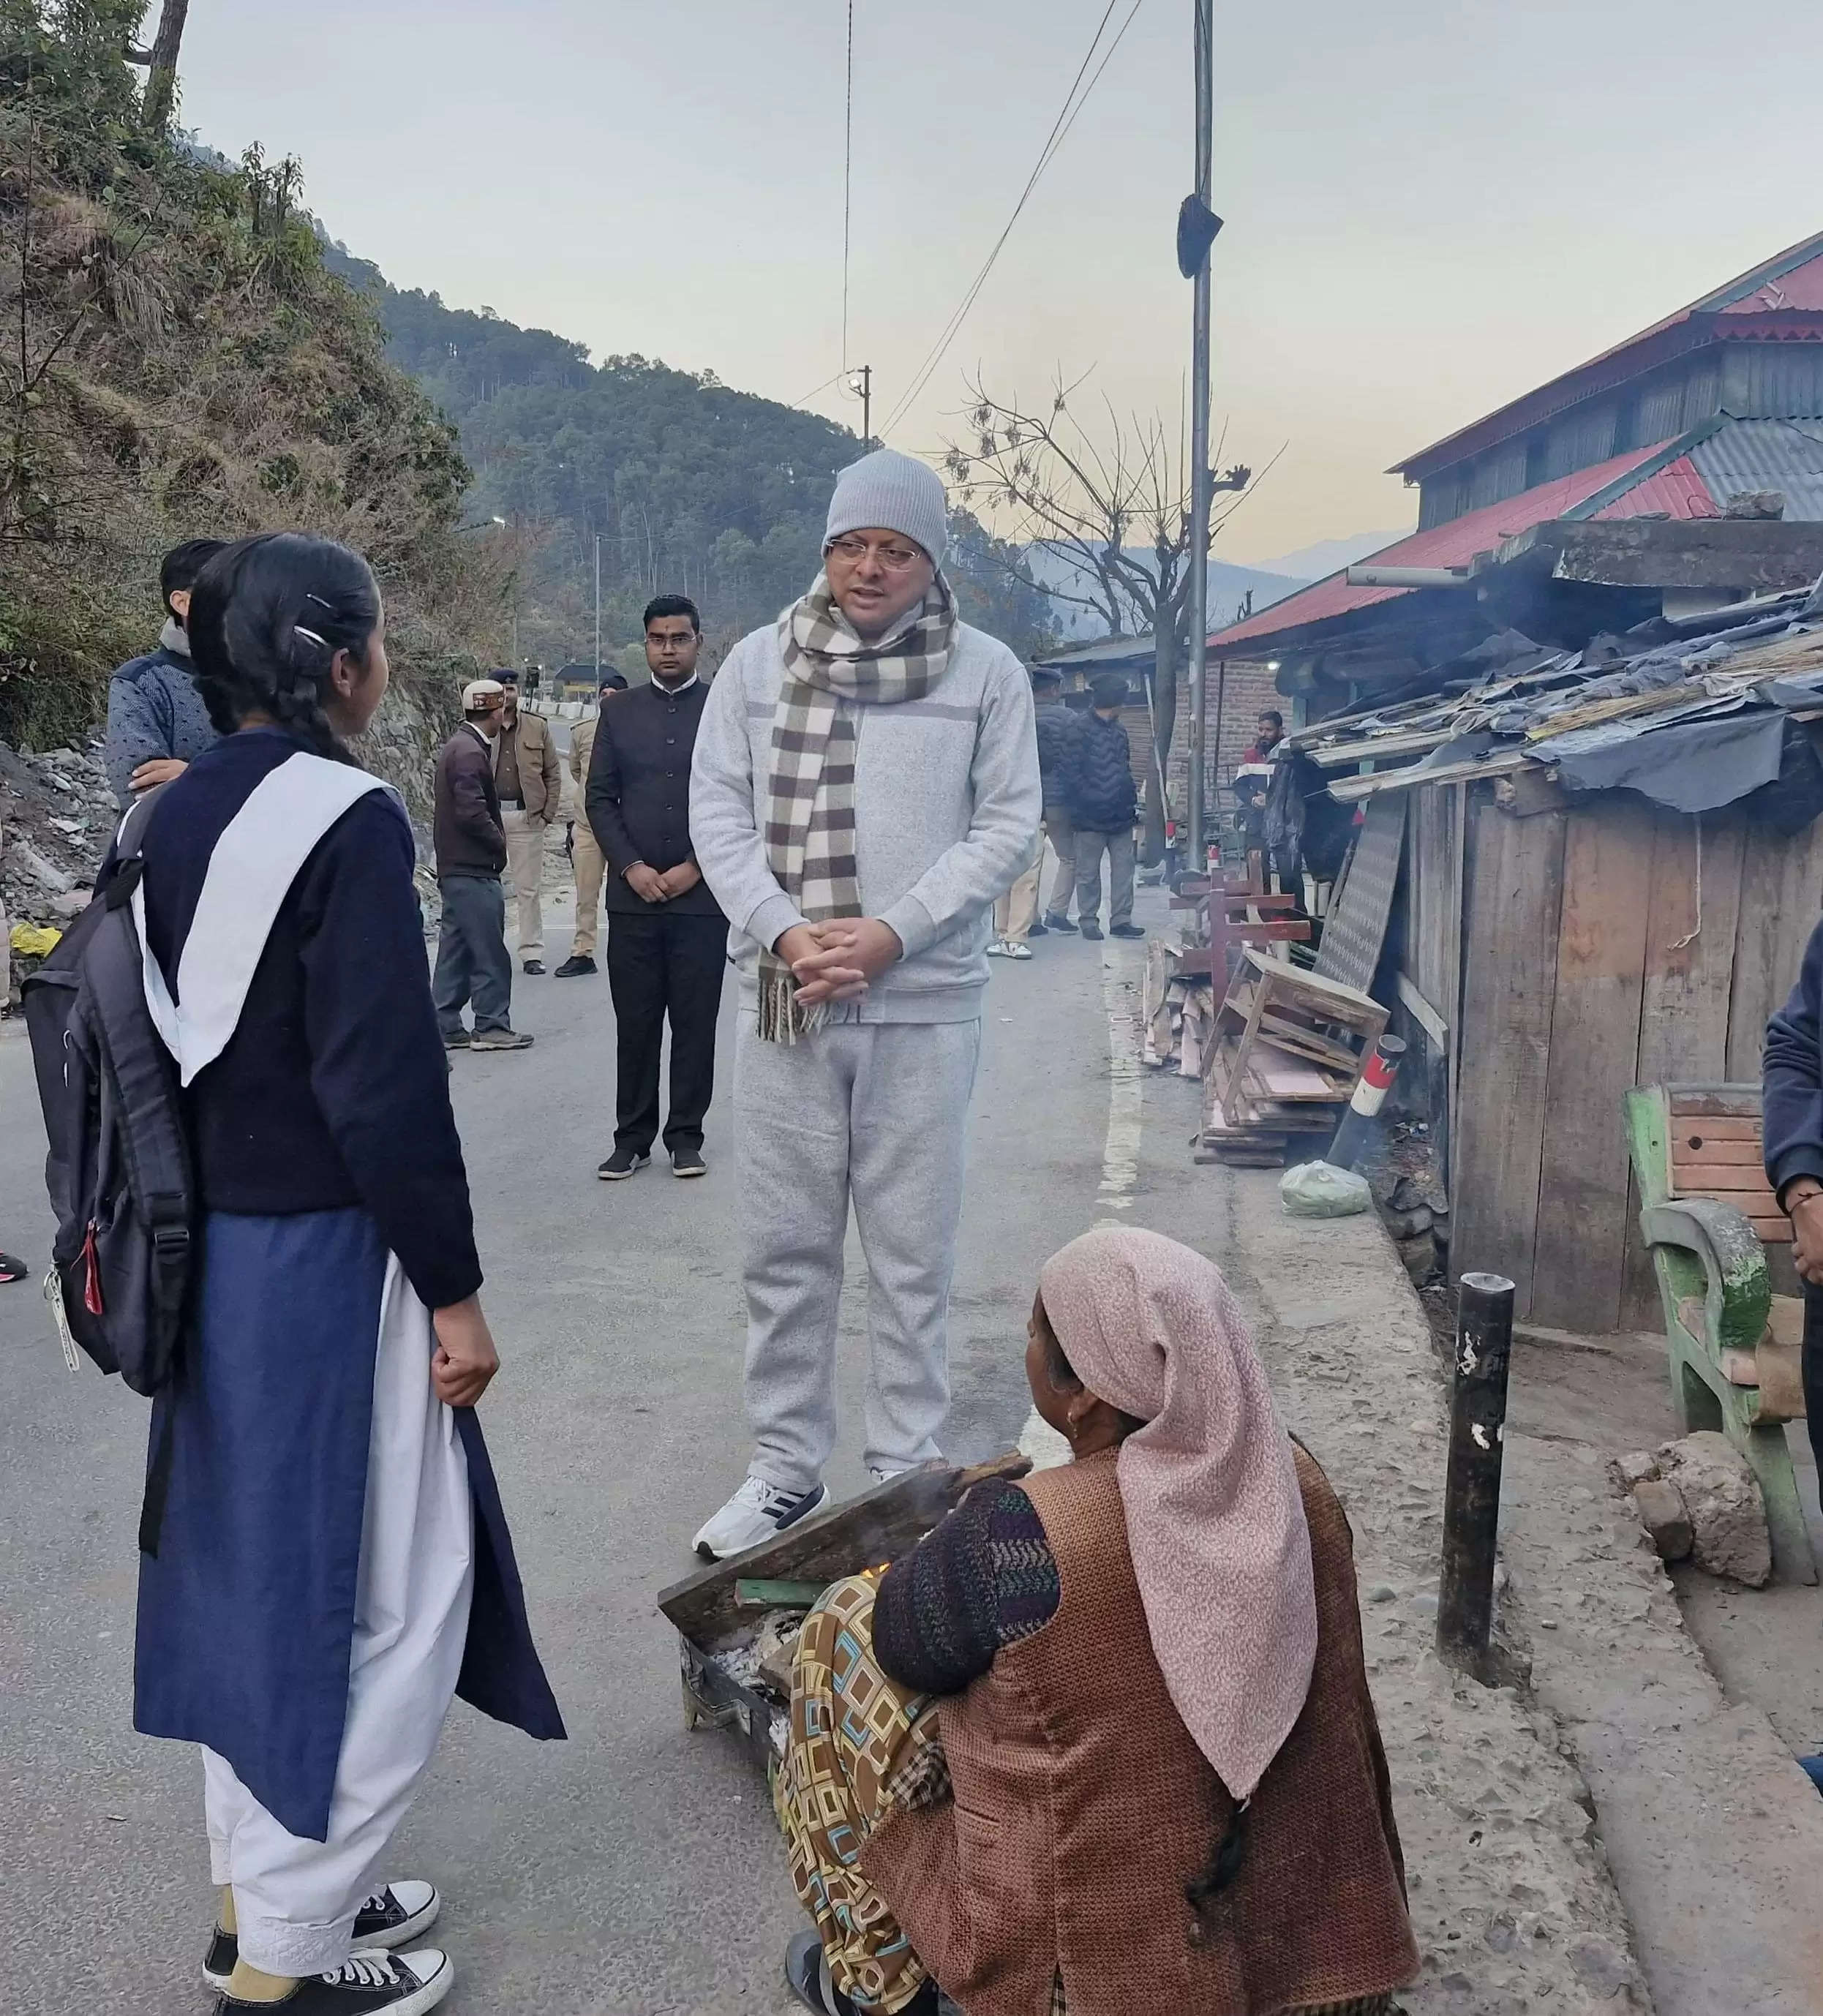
[827,536,925,573]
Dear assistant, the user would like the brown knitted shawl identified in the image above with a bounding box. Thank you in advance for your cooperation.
[861,1443,1419,2016]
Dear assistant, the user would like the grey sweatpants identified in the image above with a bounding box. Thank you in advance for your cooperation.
[735,1015,983,1492]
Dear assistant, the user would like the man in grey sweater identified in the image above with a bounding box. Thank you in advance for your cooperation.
[689,448,1041,1558]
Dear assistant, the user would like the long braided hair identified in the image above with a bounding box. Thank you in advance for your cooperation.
[187,533,380,766]
[1034,1290,1250,1934]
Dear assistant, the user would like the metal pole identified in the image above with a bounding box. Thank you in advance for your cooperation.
[1328,1033,1407,1170]
[860,364,872,451]
[1184,0,1214,875]
[594,533,602,674]
[1436,1272,1516,1677]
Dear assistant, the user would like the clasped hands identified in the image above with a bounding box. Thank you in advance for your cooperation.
[775,918,903,1007]
[625,860,702,904]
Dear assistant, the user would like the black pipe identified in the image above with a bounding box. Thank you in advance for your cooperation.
[1436,1271,1516,1677]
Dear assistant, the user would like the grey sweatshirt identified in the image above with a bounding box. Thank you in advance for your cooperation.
[691,616,1041,1022]
[103,619,220,808]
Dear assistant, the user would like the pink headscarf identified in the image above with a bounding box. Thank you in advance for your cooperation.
[1038,1227,1318,1799]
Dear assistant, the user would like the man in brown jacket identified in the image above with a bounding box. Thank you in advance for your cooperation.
[492,669,562,974]
[432,680,533,1052]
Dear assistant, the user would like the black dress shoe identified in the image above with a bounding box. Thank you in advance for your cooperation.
[522,958,546,975]
[1042,913,1076,933]
[1079,922,1105,941]
[553,955,598,977]
[1027,919,1049,937]
[783,1929,939,2016]
[1110,922,1146,939]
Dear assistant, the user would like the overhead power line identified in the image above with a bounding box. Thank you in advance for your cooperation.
[879,0,1146,438]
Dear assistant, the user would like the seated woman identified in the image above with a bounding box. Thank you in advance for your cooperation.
[773,1226,1418,2016]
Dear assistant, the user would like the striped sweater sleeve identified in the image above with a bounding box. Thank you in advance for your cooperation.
[873,1481,1060,1696]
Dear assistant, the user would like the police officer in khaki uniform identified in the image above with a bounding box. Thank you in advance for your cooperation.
[555,673,629,978]
[492,669,562,974]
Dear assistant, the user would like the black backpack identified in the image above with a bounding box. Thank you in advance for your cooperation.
[23,793,194,1406]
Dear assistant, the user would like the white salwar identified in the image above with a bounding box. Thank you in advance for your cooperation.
[202,1257,473,1976]
[140,753,476,1979]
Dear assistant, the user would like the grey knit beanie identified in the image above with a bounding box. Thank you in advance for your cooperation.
[824,448,949,565]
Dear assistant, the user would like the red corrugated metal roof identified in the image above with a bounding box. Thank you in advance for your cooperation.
[1592,454,1718,522]
[1393,230,1823,480]
[1209,440,1683,652]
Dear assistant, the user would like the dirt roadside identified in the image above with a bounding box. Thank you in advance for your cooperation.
[1133,1039,1823,2014]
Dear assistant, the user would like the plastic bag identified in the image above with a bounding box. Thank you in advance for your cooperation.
[1279,1159,1372,1219]
[9,922,61,959]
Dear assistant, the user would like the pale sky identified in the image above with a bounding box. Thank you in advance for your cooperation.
[176,1,1823,565]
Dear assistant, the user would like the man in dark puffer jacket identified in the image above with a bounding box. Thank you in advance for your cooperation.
[1068,675,1143,941]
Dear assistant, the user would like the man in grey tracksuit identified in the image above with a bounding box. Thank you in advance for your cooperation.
[689,448,1041,1558]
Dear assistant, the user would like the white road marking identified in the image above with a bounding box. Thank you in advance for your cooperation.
[1018,939,1146,1472]
[1096,939,1143,1225]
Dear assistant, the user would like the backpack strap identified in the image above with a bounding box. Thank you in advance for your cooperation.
[131,753,405,1086]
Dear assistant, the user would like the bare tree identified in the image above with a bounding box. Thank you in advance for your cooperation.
[943,372,1265,862]
[127,0,190,132]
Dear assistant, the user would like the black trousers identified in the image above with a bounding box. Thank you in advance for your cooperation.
[605,908,726,1156]
[1804,1285,1823,1505]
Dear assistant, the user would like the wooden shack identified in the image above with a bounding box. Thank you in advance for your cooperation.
[1398,777,1823,1333]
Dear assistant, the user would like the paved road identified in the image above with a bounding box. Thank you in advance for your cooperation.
[0,882,1162,2015]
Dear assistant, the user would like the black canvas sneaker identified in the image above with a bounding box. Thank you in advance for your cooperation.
[213,1947,451,2015]
[598,1146,651,1181]
[206,1887,441,1991]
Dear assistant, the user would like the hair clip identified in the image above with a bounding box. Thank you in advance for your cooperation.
[294,624,328,647]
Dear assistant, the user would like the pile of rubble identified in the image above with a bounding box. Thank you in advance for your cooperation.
[0,738,117,997]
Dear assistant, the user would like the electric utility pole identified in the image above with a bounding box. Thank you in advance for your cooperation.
[850,364,873,450]
[594,532,603,672]
[1182,0,1218,875]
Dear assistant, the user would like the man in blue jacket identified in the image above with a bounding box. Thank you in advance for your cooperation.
[1763,923,1823,1499]
[103,538,225,808]
[1069,674,1145,941]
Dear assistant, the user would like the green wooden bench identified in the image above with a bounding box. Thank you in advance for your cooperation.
[1623,1082,1816,1585]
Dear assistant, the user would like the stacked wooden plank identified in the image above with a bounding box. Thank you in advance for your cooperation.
[1140,940,1216,1077]
[1200,950,1388,1165]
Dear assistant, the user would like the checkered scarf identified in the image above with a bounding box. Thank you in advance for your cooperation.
[759,570,956,1040]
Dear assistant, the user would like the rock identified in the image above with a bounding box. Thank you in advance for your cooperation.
[1723,487,1785,520]
[1395,1230,1439,1284]
[1568,1933,1636,1996]
[1655,1431,1772,1587]
[1380,1203,1435,1241]
[1631,1477,1694,1562]
[1367,1582,1398,1603]
[1611,1449,1658,1491]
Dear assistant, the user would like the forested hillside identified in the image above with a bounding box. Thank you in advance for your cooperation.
[327,248,1057,666]
[0,1,1050,769]
[0,1,508,750]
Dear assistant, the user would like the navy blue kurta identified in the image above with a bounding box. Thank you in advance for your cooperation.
[130,731,563,1843]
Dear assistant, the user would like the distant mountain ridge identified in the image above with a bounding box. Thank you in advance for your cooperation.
[1021,546,1313,644]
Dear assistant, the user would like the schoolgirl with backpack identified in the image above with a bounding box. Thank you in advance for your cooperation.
[31,533,563,2015]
